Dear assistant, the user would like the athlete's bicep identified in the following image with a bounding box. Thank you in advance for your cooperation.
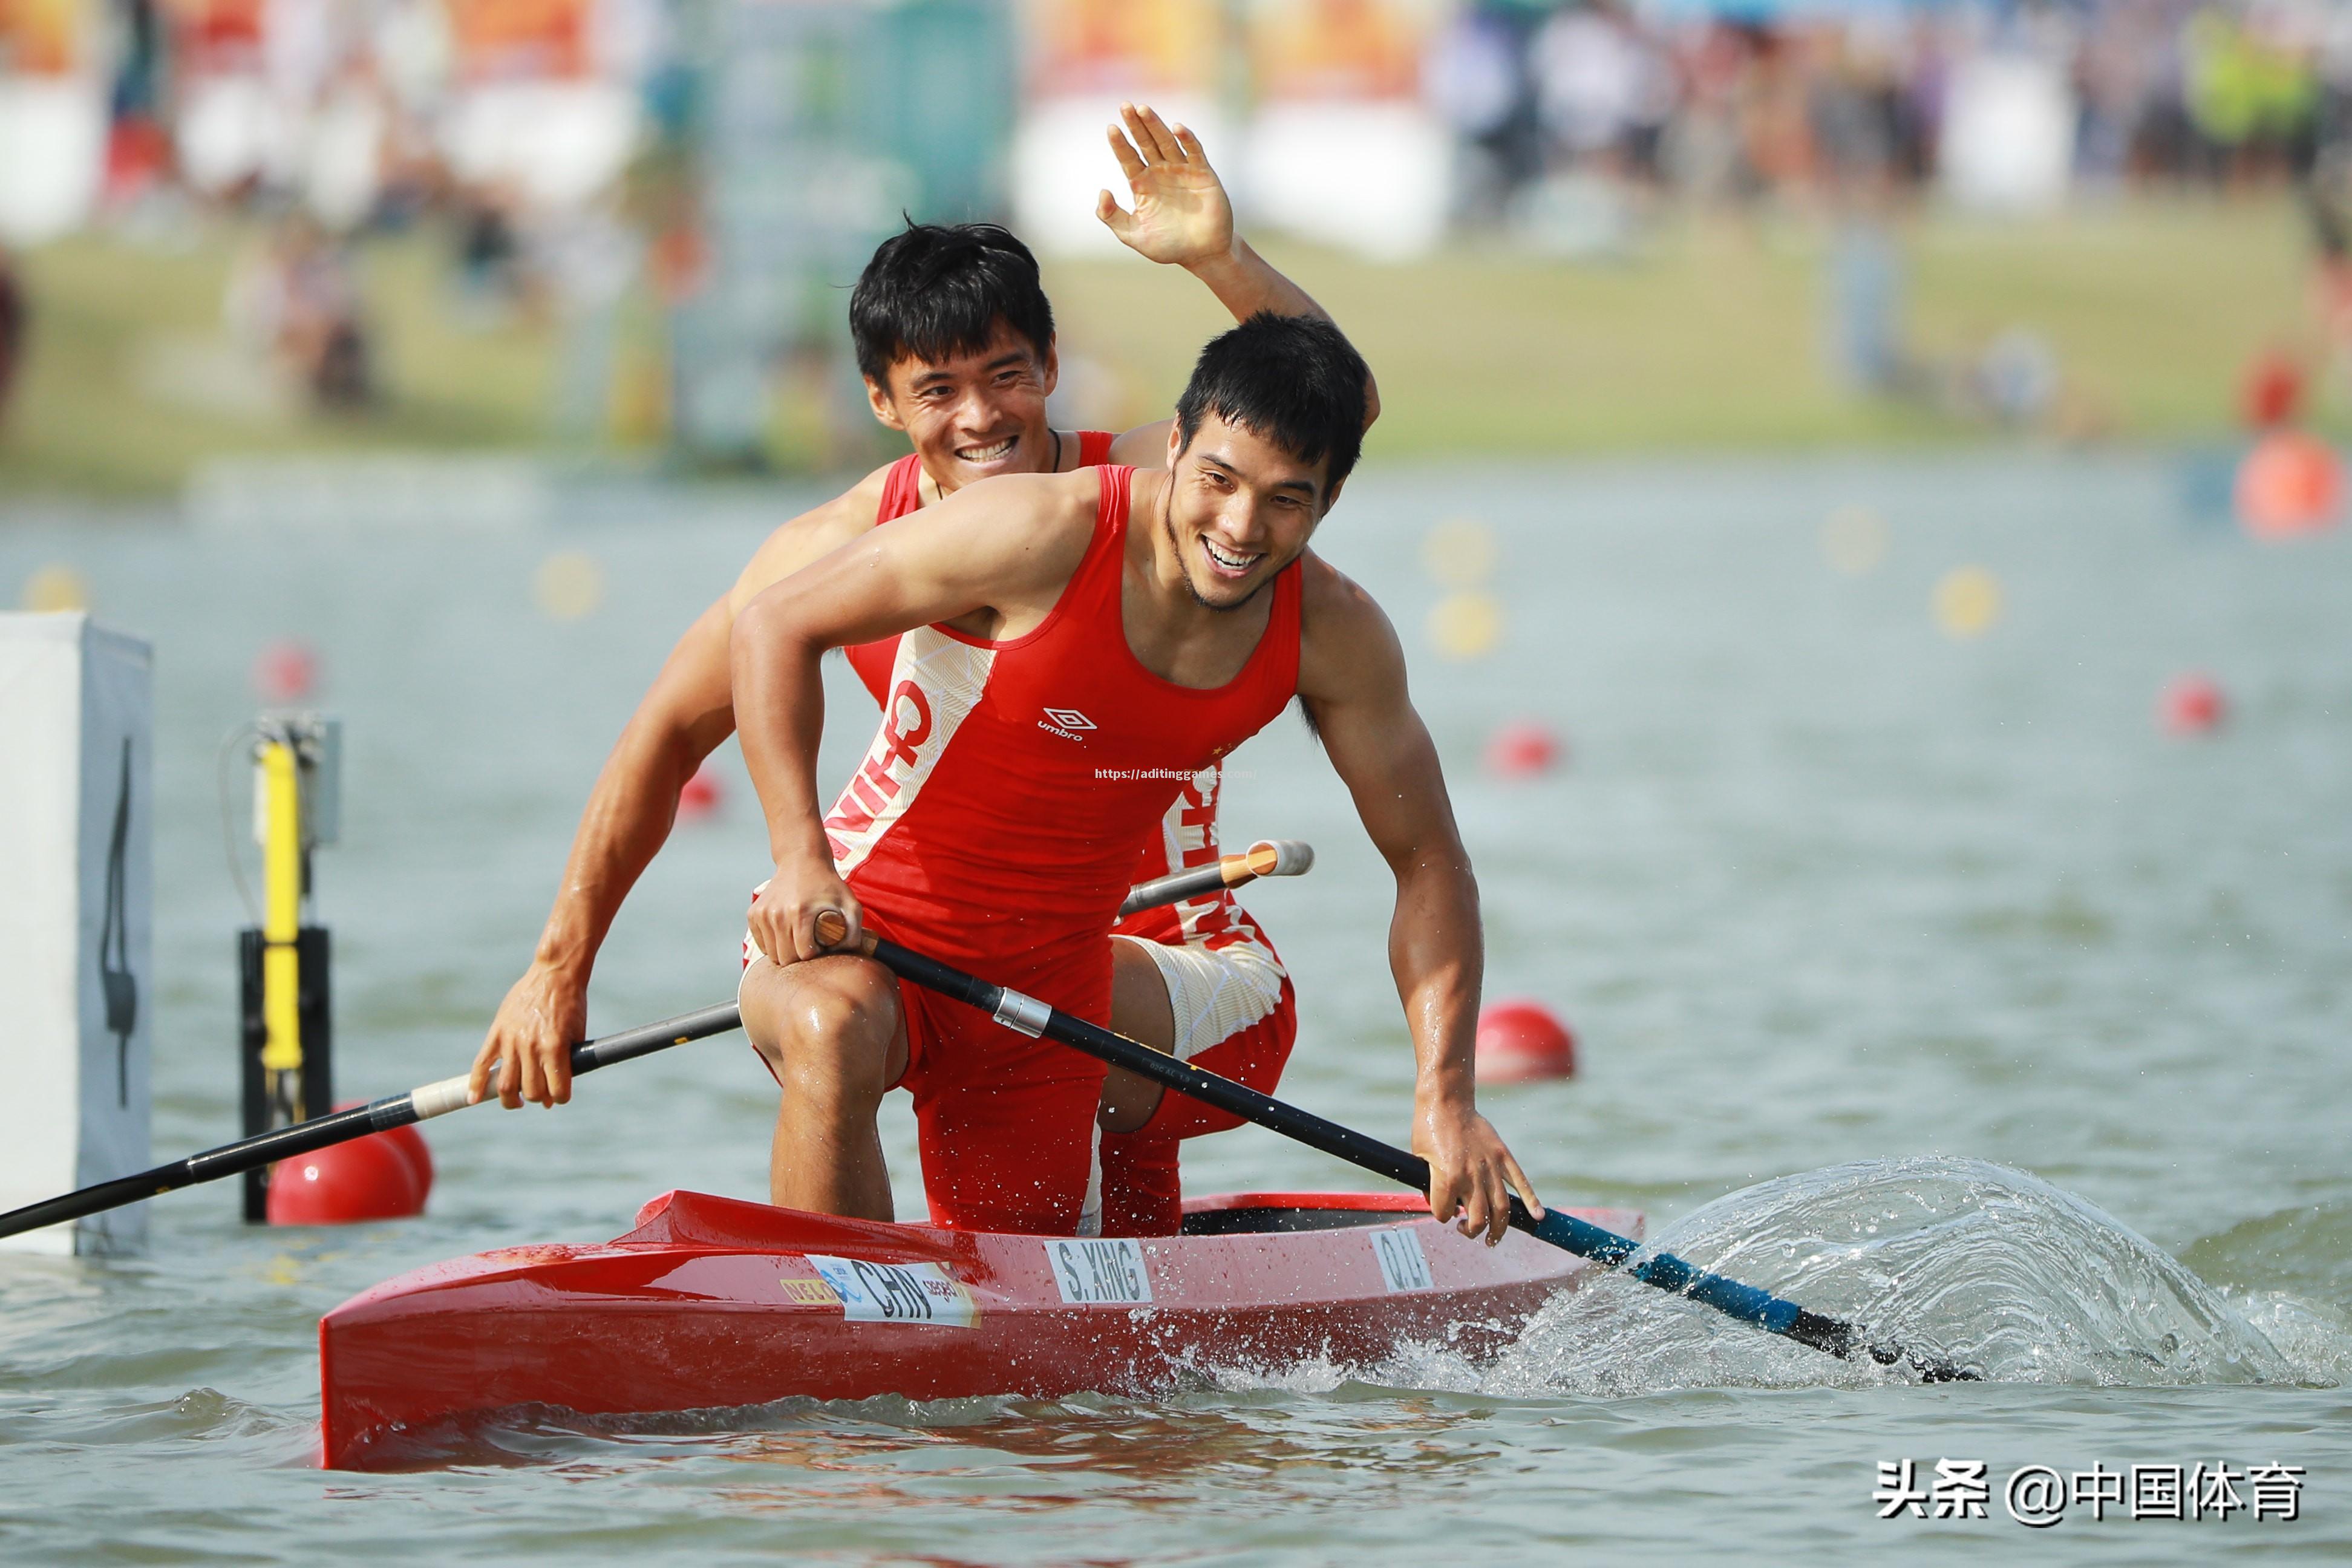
[637,598,740,756]
[1302,583,1463,872]
[742,474,1088,652]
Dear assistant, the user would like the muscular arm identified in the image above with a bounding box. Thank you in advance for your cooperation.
[468,469,889,1108]
[730,471,1100,964]
[1100,104,1382,468]
[1297,559,1536,1242]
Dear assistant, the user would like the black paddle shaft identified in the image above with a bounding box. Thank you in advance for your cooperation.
[0,1003,744,1242]
[852,930,1975,1383]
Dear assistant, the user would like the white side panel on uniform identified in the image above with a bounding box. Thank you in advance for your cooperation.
[0,613,153,1255]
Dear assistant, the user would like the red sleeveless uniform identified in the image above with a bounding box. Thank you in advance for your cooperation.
[822,466,1300,1235]
[838,436,1297,1235]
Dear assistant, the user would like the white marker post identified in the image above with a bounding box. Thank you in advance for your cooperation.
[0,613,153,1255]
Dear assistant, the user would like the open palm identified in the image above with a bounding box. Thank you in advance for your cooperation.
[1097,102,1234,268]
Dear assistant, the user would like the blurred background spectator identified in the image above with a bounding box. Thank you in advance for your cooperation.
[1,0,2349,492]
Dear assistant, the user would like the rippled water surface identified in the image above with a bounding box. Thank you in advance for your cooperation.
[3,452,2350,1562]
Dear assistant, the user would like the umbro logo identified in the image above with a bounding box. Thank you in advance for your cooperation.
[1039,707,1095,741]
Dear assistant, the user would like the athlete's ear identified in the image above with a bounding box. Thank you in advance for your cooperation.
[1165,418,1184,471]
[1040,335,1060,398]
[865,373,907,433]
[1319,471,1346,517]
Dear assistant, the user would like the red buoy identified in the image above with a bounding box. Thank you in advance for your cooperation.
[1474,999,1576,1083]
[252,639,319,704]
[677,763,723,821]
[2239,350,2305,430]
[2235,431,2344,539]
[2159,672,2227,737]
[267,1105,432,1225]
[1485,720,1563,780]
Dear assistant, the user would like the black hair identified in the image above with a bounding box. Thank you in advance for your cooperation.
[849,221,1055,387]
[1174,313,1369,492]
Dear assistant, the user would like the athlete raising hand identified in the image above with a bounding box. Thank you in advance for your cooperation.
[471,108,1374,1236]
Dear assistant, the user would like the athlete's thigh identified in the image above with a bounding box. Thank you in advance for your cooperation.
[908,954,1110,1235]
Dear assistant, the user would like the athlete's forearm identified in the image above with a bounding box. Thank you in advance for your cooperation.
[1186,236,1326,322]
[729,599,835,870]
[1184,238,1382,422]
[1388,851,1485,1110]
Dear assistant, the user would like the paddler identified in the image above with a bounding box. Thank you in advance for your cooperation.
[733,311,1542,1243]
[470,108,1354,1233]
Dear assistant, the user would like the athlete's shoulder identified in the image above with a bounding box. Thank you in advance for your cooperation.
[837,460,901,520]
[727,464,897,613]
[780,462,897,539]
[1296,550,1403,694]
[1297,550,1388,632]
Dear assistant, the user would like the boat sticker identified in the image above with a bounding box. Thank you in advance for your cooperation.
[1045,1238,1153,1305]
[1371,1227,1434,1293]
[779,1275,841,1307]
[803,1254,979,1327]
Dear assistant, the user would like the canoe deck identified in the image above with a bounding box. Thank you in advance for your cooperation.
[318,1189,1644,1471]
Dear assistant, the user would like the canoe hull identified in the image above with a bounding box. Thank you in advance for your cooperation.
[318,1189,1642,1471]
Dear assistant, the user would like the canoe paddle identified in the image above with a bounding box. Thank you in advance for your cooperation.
[0,1003,746,1243]
[1118,838,1313,917]
[0,853,1307,1243]
[811,910,1978,1384]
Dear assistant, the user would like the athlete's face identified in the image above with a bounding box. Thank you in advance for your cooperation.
[1161,414,1338,611]
[867,322,1060,494]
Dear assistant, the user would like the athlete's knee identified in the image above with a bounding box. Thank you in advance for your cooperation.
[753,959,900,1108]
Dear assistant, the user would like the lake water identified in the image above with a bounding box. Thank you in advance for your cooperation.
[2,450,2348,1563]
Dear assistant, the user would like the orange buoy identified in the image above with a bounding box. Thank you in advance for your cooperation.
[2235,430,2344,539]
[1485,720,1563,779]
[252,639,319,704]
[678,763,723,820]
[1474,999,1576,1083]
[2159,672,2227,736]
[266,1114,431,1226]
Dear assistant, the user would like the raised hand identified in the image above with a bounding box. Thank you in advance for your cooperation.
[1096,102,1235,269]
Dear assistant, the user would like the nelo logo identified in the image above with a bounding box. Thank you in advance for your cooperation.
[1039,707,1095,741]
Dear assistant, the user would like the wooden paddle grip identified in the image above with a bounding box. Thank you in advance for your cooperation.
[811,909,877,956]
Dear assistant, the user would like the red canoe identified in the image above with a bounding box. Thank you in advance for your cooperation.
[318,1189,1643,1471]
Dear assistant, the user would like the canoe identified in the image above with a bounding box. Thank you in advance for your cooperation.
[318,1187,1644,1471]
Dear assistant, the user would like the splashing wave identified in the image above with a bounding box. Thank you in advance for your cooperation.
[1468,1157,2346,1394]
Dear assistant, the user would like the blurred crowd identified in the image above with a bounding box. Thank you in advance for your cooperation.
[5,0,2352,436]
[1431,0,2349,230]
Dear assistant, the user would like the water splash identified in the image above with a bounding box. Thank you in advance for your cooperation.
[1478,1158,2339,1395]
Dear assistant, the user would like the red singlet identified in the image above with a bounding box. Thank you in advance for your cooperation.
[823,465,1300,1234]
[844,431,1117,697]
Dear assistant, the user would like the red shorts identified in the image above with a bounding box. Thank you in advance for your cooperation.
[1097,970,1298,1238]
[743,899,1108,1236]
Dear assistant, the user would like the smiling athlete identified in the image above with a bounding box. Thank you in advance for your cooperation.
[471,108,1368,1233]
[732,313,1540,1243]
